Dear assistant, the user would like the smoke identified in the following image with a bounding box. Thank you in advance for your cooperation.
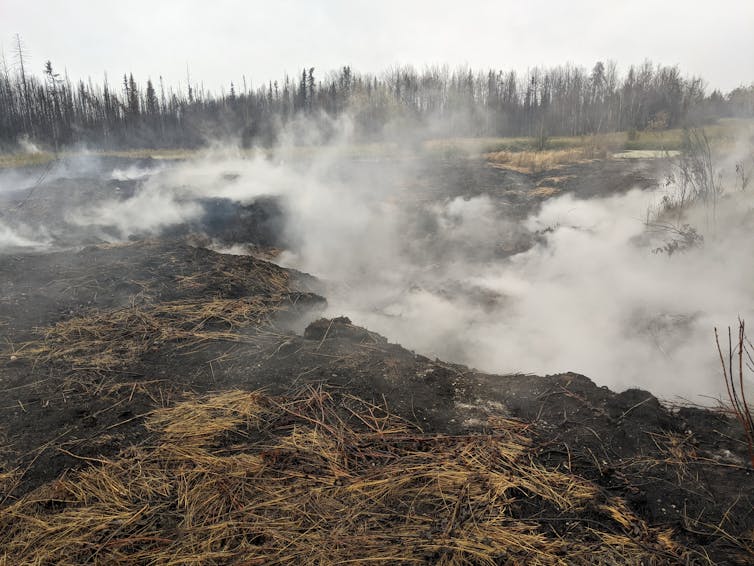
[18,135,41,155]
[299,184,754,402]
[0,220,50,249]
[110,164,165,181]
[71,180,204,236]
[7,120,754,402]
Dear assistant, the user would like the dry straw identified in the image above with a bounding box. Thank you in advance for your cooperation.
[484,147,608,175]
[16,297,285,370]
[1,387,692,564]
[7,240,303,371]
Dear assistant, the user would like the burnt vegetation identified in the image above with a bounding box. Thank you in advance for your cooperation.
[1,36,754,150]
[2,33,754,566]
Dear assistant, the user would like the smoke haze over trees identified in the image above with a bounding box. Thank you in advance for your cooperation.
[1,41,753,150]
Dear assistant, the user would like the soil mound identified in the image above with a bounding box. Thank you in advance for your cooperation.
[304,316,388,344]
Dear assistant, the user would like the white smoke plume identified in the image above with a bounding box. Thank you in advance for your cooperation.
[110,164,165,181]
[0,220,51,249]
[59,127,754,403]
[18,135,42,155]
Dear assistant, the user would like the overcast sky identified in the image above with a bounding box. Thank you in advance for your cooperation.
[2,0,753,94]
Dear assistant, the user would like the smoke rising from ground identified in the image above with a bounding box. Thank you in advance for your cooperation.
[0,220,50,249]
[4,127,754,402]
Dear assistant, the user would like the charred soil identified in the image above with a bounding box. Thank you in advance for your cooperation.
[0,156,751,564]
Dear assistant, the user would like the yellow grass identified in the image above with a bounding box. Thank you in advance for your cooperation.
[0,151,57,168]
[5,240,301,371]
[528,186,560,198]
[11,296,289,371]
[0,387,696,564]
[485,147,608,174]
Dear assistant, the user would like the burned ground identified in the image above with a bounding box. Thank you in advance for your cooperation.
[0,153,662,249]
[0,155,751,564]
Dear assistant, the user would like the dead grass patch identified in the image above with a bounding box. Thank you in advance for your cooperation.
[0,151,56,169]
[5,241,316,371]
[484,147,609,174]
[528,186,560,198]
[0,387,696,564]
[10,295,305,371]
[538,175,572,186]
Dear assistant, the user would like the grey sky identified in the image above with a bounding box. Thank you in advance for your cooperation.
[2,0,753,93]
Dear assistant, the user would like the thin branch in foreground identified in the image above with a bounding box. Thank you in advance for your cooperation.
[714,320,754,467]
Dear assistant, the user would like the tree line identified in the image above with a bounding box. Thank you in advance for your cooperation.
[1,38,753,150]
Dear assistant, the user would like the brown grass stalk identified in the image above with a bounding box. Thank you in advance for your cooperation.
[714,320,754,467]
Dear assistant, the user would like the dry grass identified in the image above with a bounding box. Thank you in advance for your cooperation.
[0,428,18,494]
[484,147,609,175]
[633,431,702,486]
[538,175,572,186]
[0,387,694,564]
[6,241,309,371]
[171,243,292,297]
[0,151,57,169]
[10,295,295,371]
[528,186,560,198]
